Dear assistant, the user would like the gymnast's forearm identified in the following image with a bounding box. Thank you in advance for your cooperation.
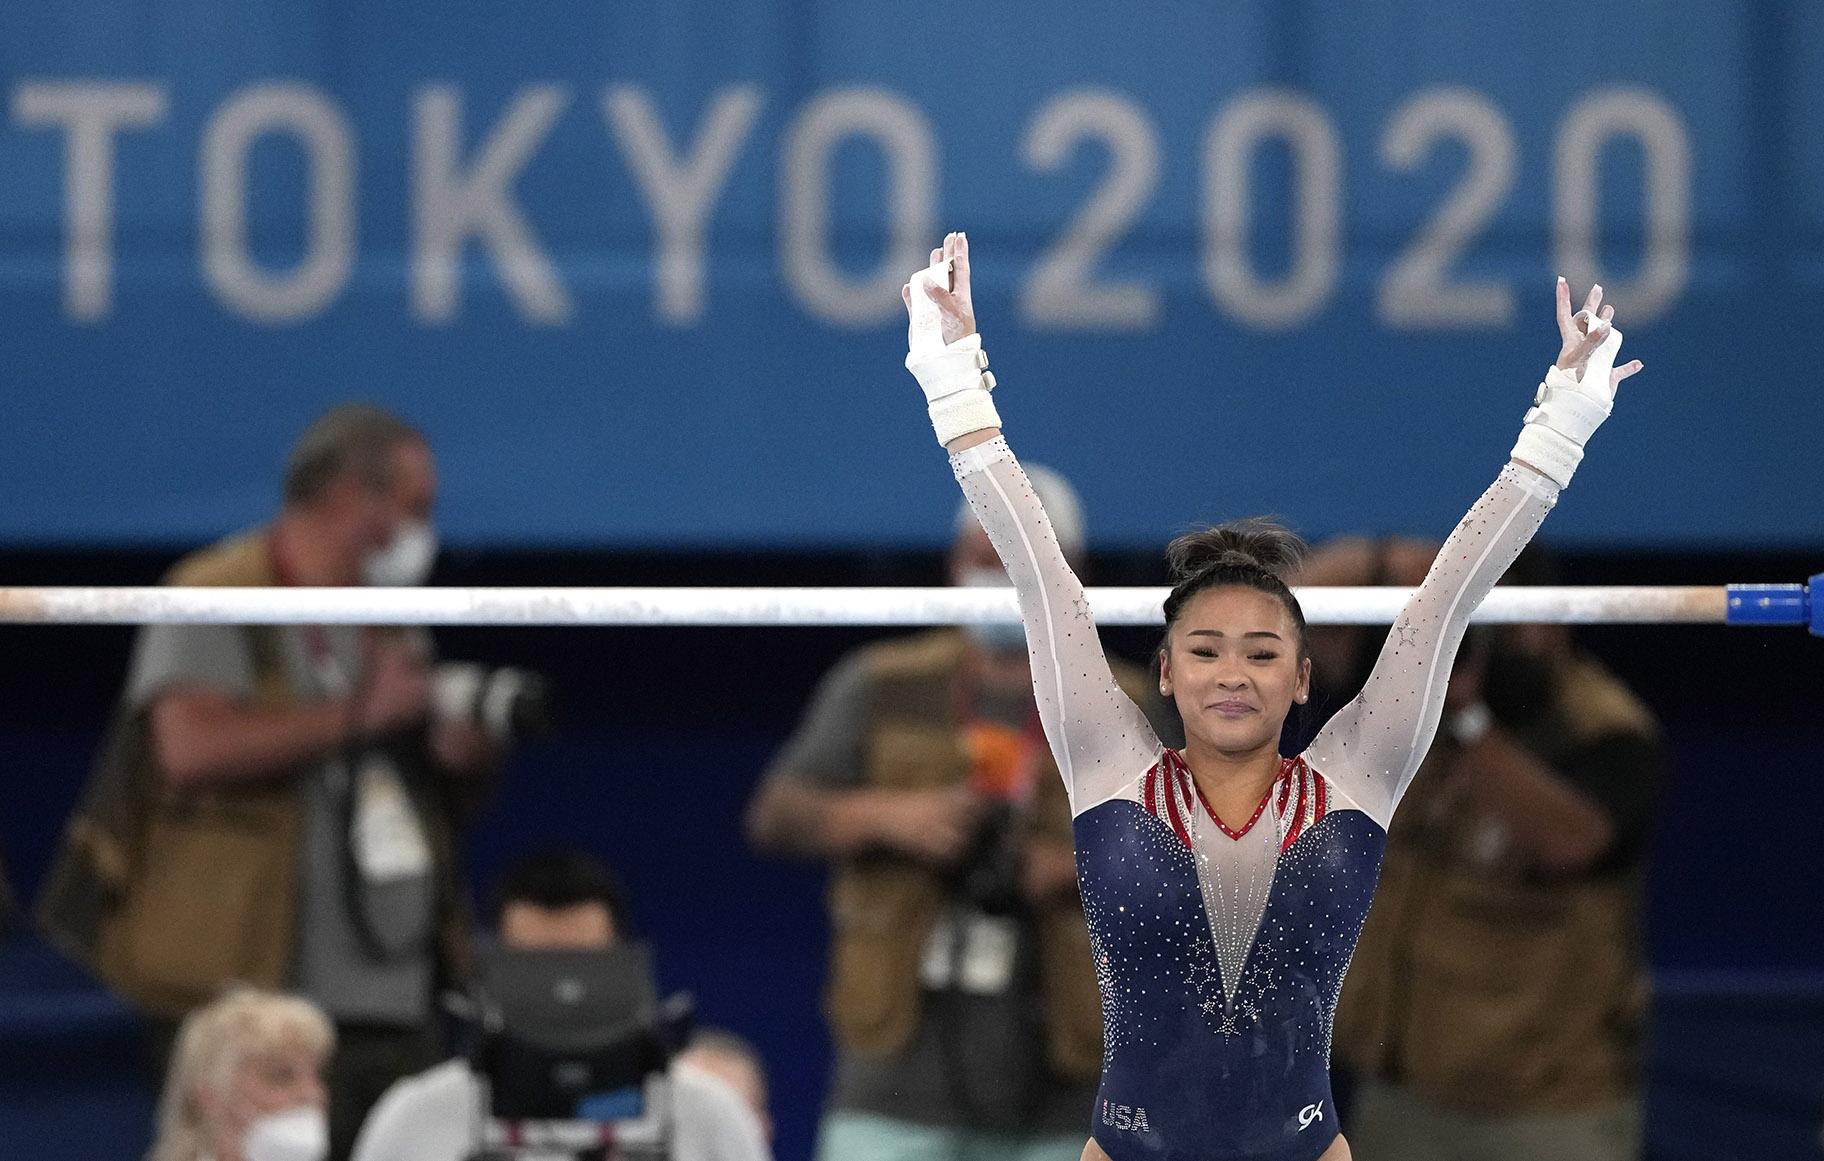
[907,234,1158,805]
[1300,468,1554,828]
[1349,465,1558,789]
[948,437,1137,777]
[944,428,1001,455]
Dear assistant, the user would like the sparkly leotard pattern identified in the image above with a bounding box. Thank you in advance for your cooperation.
[950,437,1557,1161]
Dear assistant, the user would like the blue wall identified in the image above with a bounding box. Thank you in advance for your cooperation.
[2,1,1821,548]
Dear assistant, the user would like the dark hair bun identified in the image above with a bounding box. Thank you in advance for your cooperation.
[1165,517,1306,583]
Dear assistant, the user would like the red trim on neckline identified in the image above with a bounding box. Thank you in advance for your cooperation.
[1161,763,1193,848]
[1166,749,1294,842]
[1281,762,1309,851]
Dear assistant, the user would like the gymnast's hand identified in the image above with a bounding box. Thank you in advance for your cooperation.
[1553,278,1642,392]
[902,231,976,350]
[903,232,999,448]
[1513,279,1645,487]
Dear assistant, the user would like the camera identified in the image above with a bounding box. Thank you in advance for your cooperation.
[948,801,1027,917]
[433,663,556,744]
[461,943,694,1161]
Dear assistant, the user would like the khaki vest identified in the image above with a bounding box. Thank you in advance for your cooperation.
[822,629,1166,1081]
[36,531,470,1018]
[1332,654,1657,1111]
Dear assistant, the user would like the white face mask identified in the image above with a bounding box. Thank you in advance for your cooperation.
[361,520,438,587]
[958,565,1027,654]
[242,1106,328,1161]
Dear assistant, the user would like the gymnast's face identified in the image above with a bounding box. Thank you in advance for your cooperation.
[1159,586,1310,758]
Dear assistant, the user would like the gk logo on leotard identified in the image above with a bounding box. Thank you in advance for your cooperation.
[1101,1100,1151,1133]
[1298,1101,1325,1131]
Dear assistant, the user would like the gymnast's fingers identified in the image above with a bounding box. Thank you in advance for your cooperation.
[1582,282,1604,317]
[949,233,972,303]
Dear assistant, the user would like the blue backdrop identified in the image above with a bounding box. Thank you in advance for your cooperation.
[2,0,1820,549]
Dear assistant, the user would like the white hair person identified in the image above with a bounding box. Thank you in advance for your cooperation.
[149,987,335,1161]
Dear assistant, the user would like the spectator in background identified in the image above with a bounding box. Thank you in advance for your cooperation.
[679,1029,774,1145]
[37,404,498,1161]
[1302,539,1665,1161]
[149,986,334,1161]
[351,848,771,1161]
[745,468,1179,1161]
[490,846,632,950]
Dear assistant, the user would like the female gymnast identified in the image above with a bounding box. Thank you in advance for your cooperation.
[899,232,1642,1161]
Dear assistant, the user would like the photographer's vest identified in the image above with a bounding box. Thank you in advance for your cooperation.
[36,530,470,1018]
[824,630,1161,1081]
[1332,655,1658,1112]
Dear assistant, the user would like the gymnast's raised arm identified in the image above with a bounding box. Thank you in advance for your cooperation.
[1306,279,1645,829]
[902,232,1161,817]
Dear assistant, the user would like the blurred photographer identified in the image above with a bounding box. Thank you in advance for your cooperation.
[350,849,771,1161]
[745,468,1178,1161]
[38,404,510,1161]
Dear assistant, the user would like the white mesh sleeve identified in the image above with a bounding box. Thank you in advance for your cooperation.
[950,437,1162,816]
[1305,462,1560,830]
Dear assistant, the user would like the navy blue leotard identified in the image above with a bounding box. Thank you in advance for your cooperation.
[950,437,1557,1161]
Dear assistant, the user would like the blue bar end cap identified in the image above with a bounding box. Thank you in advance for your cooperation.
[1725,583,1809,627]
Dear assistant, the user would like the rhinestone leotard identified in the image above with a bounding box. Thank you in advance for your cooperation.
[950,437,1558,1161]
